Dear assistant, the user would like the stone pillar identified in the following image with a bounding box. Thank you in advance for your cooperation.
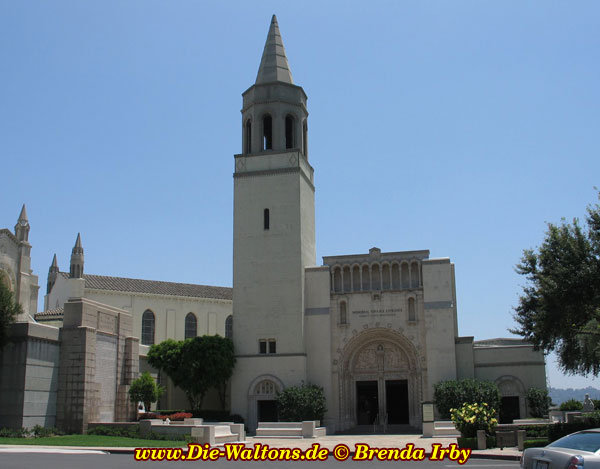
[517,430,526,451]
[55,298,139,433]
[477,430,486,450]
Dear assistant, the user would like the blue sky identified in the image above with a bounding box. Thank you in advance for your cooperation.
[1,1,599,389]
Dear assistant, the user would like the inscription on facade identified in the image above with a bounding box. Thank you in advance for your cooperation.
[352,308,401,317]
[97,311,117,335]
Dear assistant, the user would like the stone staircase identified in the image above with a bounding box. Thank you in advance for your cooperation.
[255,421,326,438]
[433,420,461,437]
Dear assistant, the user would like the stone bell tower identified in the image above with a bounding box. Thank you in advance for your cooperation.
[230,15,316,429]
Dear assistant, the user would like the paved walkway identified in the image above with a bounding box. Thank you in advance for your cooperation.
[0,434,522,460]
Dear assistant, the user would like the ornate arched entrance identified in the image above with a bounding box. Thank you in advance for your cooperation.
[496,375,526,423]
[338,329,423,431]
[247,374,284,432]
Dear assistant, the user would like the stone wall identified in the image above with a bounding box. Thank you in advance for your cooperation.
[55,298,138,433]
[0,321,60,429]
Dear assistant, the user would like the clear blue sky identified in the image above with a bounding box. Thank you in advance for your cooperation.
[1,1,598,389]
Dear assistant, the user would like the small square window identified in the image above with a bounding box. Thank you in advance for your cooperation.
[268,339,276,354]
[259,340,267,354]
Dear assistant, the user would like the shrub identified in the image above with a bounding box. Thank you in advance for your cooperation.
[548,418,600,442]
[527,388,552,418]
[434,379,501,419]
[451,402,498,438]
[276,383,327,422]
[560,399,583,411]
[31,425,62,438]
[524,439,549,449]
[87,425,140,438]
[457,435,496,449]
[192,410,244,423]
[0,427,29,438]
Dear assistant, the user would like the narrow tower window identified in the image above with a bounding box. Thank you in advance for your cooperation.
[285,115,294,149]
[302,120,308,156]
[408,297,416,321]
[245,120,252,153]
[262,115,272,150]
[264,208,270,230]
[340,301,347,325]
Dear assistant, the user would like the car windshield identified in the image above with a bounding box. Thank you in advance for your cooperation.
[549,432,600,453]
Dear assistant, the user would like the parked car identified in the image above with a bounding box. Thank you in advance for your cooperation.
[521,429,600,468]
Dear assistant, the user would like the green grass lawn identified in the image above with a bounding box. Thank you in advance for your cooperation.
[0,435,188,447]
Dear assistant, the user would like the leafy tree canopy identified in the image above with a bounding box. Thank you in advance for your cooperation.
[147,335,235,412]
[276,383,327,422]
[0,279,22,349]
[128,371,164,412]
[434,379,501,420]
[511,192,600,376]
[526,387,552,418]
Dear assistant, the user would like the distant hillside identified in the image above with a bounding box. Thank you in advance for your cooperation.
[549,386,600,405]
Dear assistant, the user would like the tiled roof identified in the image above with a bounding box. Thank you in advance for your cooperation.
[35,306,64,318]
[58,272,232,300]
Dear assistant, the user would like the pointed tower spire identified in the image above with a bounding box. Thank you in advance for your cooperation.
[70,233,84,279]
[255,15,294,85]
[47,254,59,294]
[14,204,30,242]
[18,204,28,223]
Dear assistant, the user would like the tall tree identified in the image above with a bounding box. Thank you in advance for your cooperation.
[511,192,600,375]
[0,280,22,349]
[147,335,235,412]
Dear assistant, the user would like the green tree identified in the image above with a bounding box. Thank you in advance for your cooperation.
[276,383,327,422]
[560,399,583,411]
[128,371,164,413]
[526,388,552,418]
[511,192,600,376]
[147,336,235,412]
[434,379,501,419]
[0,279,22,349]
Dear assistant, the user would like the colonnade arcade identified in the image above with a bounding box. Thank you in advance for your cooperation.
[330,261,421,293]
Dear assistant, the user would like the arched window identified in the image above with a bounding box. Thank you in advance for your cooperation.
[333,267,342,293]
[411,262,420,288]
[262,115,272,150]
[340,301,347,325]
[225,315,233,340]
[361,265,370,291]
[401,263,409,289]
[302,120,308,157]
[245,119,252,153]
[141,310,155,345]
[185,313,197,339]
[285,115,295,149]
[408,298,416,321]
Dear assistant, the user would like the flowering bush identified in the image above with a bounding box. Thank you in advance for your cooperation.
[139,412,192,421]
[450,402,498,438]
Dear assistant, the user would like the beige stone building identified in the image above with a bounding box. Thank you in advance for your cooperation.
[0,15,547,433]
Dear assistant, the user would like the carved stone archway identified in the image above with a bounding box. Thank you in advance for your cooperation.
[247,374,284,432]
[337,328,423,431]
[495,375,527,422]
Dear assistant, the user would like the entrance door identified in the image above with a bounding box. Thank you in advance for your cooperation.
[258,400,278,422]
[499,396,520,424]
[356,381,378,425]
[386,380,409,424]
